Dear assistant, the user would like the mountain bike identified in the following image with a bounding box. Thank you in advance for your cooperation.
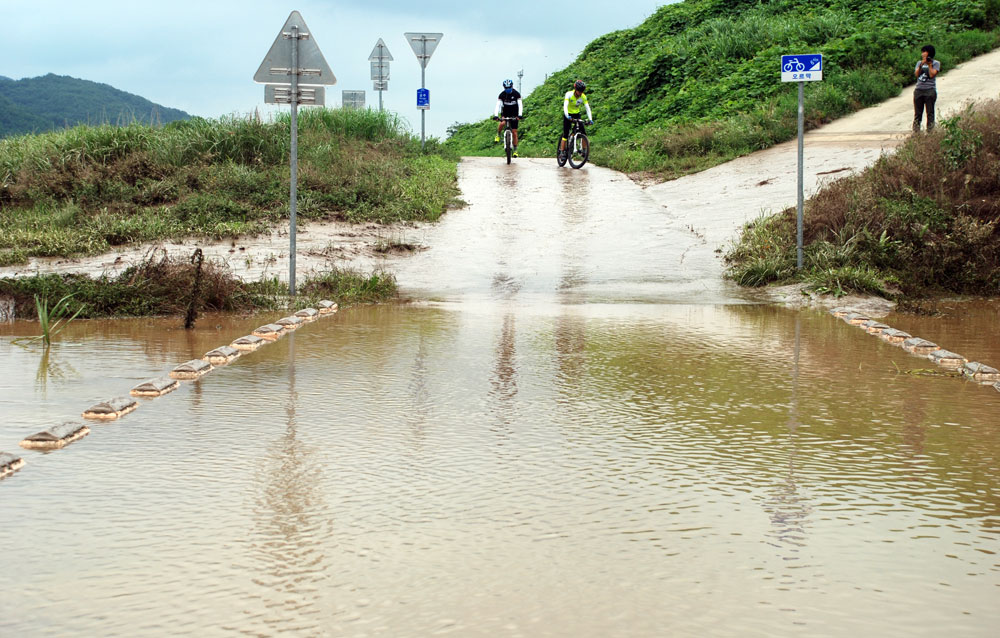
[556,117,591,169]
[494,116,520,164]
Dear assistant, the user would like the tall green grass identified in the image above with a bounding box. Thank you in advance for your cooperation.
[0,108,460,263]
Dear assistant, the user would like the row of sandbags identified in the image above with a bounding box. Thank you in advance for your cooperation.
[0,301,338,481]
[830,307,1000,388]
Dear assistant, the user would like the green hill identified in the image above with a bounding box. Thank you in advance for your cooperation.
[447,0,1000,177]
[0,74,191,138]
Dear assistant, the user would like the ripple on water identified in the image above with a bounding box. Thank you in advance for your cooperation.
[1,304,999,636]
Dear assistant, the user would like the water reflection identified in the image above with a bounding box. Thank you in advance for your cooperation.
[488,312,518,432]
[33,344,80,394]
[762,316,812,552]
[249,334,330,634]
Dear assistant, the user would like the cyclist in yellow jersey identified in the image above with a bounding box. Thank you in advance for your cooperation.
[560,80,593,154]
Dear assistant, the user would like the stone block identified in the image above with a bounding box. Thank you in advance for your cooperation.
[902,338,938,355]
[317,300,339,314]
[276,316,304,330]
[294,308,319,321]
[203,346,240,365]
[861,320,890,335]
[20,422,90,450]
[169,359,213,380]
[83,397,138,420]
[252,323,285,340]
[130,377,179,397]
[231,335,266,351]
[879,328,912,344]
[962,362,1000,383]
[927,349,967,368]
[0,452,25,479]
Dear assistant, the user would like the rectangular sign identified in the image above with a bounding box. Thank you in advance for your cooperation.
[416,88,430,110]
[342,90,365,109]
[373,81,388,91]
[781,54,823,82]
[370,62,390,80]
[264,85,325,105]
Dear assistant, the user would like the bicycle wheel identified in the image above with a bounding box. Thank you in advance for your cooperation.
[568,133,589,168]
[505,129,512,164]
[556,138,567,167]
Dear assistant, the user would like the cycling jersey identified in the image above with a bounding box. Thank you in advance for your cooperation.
[563,90,592,119]
[495,89,523,117]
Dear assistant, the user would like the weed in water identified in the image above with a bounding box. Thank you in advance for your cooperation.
[30,293,84,346]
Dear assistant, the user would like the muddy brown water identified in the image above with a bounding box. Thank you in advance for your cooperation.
[2,158,999,637]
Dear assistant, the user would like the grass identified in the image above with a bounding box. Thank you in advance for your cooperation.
[0,255,398,320]
[0,108,460,264]
[724,98,1000,298]
[445,0,1000,179]
[27,293,83,345]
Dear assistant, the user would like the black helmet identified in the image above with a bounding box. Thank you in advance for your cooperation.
[503,79,514,89]
[574,80,586,91]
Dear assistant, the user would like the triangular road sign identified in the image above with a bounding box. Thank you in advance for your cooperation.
[404,32,443,69]
[254,11,336,86]
[368,38,394,62]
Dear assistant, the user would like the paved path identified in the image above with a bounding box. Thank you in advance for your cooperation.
[643,47,1000,253]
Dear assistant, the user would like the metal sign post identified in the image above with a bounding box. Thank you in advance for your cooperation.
[254,11,336,296]
[404,32,443,150]
[368,38,393,111]
[780,54,823,269]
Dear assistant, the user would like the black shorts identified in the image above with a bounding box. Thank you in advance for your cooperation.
[500,113,519,129]
[562,114,584,138]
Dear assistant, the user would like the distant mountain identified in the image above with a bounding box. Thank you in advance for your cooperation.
[0,73,190,138]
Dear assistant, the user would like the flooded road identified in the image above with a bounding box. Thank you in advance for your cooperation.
[387,158,742,304]
[2,157,1000,637]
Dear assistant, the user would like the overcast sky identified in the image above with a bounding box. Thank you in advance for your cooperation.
[0,1,671,138]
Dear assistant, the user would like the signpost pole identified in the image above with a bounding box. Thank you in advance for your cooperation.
[796,80,804,270]
[255,12,336,298]
[420,37,426,151]
[378,44,384,112]
[289,26,299,296]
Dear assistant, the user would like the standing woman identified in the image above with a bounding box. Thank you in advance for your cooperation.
[913,44,940,132]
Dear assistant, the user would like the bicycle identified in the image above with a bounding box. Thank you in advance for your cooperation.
[557,117,592,169]
[782,58,805,72]
[493,116,521,164]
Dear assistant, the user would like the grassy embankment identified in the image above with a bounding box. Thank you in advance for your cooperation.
[446,0,999,178]
[724,99,1000,299]
[0,108,459,316]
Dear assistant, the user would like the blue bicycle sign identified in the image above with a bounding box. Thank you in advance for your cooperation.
[781,54,823,82]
